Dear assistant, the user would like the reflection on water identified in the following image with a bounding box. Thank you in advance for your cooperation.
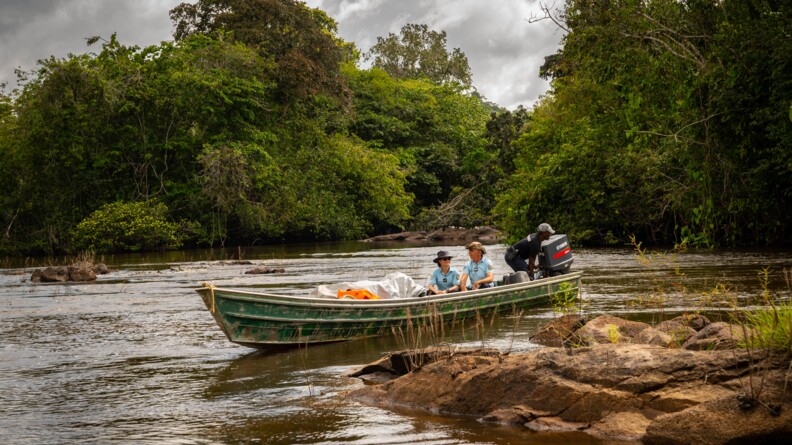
[0,242,790,444]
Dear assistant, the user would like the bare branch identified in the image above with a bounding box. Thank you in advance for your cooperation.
[526,2,569,33]
[637,112,727,144]
[624,33,706,69]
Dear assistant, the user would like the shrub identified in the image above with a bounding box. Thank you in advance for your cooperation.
[72,201,182,253]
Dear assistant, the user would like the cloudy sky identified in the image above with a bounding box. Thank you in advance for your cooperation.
[0,0,565,109]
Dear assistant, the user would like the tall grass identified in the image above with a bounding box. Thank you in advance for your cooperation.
[629,239,791,411]
[739,268,792,355]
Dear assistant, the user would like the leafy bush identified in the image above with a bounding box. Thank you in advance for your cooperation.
[72,201,182,253]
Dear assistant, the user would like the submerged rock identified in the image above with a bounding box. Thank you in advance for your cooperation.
[245,267,285,274]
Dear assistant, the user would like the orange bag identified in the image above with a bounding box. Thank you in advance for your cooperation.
[337,289,381,300]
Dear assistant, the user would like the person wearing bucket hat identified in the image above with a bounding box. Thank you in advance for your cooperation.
[504,223,555,280]
[426,250,461,295]
[459,242,494,291]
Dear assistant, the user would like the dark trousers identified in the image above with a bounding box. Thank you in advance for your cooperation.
[505,253,529,273]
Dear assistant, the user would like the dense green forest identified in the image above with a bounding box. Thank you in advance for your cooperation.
[0,0,789,255]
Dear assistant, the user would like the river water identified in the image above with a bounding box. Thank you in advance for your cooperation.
[1,242,790,445]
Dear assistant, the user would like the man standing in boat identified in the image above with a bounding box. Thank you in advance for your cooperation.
[504,223,555,280]
[459,242,494,291]
[426,250,461,295]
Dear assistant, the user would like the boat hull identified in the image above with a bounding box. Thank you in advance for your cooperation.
[196,272,582,348]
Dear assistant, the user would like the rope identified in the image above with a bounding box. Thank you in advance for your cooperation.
[201,282,217,314]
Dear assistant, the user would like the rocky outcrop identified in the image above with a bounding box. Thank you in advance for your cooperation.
[31,262,109,282]
[362,226,502,243]
[348,314,792,444]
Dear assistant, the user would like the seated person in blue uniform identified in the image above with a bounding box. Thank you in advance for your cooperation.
[459,242,494,291]
[426,250,461,295]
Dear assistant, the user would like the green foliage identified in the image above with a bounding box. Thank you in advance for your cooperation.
[344,64,489,218]
[552,281,580,316]
[72,201,182,252]
[365,23,472,88]
[497,0,792,246]
[0,21,415,254]
[2,1,788,254]
[170,0,350,105]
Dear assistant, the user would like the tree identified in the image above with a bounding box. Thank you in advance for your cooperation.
[365,23,472,88]
[495,0,791,246]
[344,64,489,216]
[170,0,351,105]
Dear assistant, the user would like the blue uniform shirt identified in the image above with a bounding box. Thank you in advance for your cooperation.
[428,268,460,291]
[463,257,494,289]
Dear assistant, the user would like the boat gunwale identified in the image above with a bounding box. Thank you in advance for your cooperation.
[196,271,582,309]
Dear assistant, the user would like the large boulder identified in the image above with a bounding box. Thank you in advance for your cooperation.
[682,322,750,350]
[67,265,97,282]
[636,326,675,347]
[670,313,711,331]
[93,263,110,274]
[567,314,651,346]
[654,320,697,346]
[32,266,70,282]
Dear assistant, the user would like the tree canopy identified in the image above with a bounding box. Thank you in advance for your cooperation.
[365,23,473,88]
[0,0,788,255]
[170,0,351,105]
[496,0,791,246]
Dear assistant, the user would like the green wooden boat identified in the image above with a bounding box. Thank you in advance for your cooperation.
[196,271,582,348]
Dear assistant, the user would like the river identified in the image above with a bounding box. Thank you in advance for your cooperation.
[1,242,789,445]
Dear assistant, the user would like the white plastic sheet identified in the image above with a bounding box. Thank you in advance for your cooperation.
[309,272,426,299]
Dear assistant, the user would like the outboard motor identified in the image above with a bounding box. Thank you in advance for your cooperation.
[537,234,573,279]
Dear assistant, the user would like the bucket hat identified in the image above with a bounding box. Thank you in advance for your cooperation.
[433,250,453,264]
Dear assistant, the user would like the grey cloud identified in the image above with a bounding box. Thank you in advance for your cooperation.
[1,0,564,108]
[307,0,565,109]
[1,0,180,90]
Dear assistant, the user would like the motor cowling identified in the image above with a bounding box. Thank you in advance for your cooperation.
[538,234,573,277]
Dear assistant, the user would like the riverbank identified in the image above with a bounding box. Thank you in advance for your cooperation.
[362,226,502,243]
[349,315,792,444]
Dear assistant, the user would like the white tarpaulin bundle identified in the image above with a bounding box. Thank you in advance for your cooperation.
[309,272,426,299]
